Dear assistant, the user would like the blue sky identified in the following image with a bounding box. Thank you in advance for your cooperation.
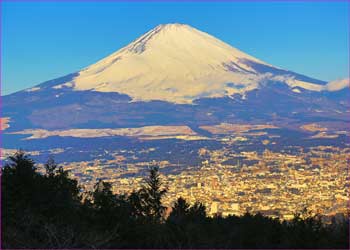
[1,1,349,95]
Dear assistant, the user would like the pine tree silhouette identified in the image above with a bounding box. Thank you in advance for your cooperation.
[139,166,167,222]
[168,197,190,224]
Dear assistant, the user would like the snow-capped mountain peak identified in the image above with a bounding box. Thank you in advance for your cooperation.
[50,23,328,103]
[3,23,349,134]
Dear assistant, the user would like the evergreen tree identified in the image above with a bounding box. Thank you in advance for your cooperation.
[168,197,190,224]
[44,156,57,177]
[92,180,116,210]
[3,150,37,180]
[128,190,145,220]
[2,150,39,214]
[188,201,207,221]
[139,166,167,222]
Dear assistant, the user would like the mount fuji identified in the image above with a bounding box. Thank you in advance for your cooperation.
[2,23,349,135]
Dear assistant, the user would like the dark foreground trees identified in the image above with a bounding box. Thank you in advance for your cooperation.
[1,151,349,248]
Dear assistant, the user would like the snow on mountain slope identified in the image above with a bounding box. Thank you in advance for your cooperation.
[50,23,328,103]
[324,78,349,91]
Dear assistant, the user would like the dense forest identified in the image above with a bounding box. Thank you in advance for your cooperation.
[1,151,349,249]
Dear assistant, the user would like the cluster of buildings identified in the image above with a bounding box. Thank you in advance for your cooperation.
[2,133,349,221]
[40,144,349,220]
